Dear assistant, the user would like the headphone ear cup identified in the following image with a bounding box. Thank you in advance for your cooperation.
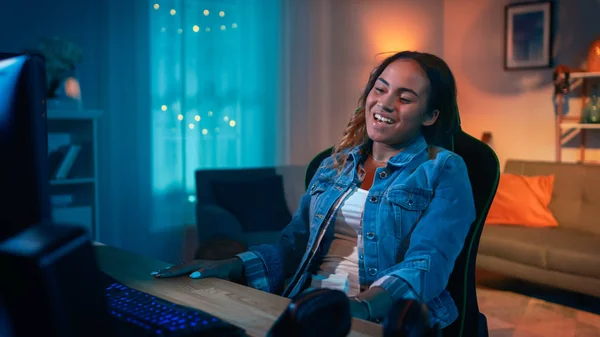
[267,289,351,337]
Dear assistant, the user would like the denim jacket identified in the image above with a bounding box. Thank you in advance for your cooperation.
[236,135,475,328]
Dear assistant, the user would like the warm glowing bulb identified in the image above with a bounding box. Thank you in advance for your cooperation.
[177,114,184,120]
[232,23,238,29]
[161,105,168,111]
[205,27,211,33]
[202,129,208,135]
[194,115,201,121]
[153,3,160,10]
[203,9,209,16]
[188,123,195,129]
[229,120,236,127]
[220,25,226,31]
[208,111,213,116]
[170,9,176,15]
[219,11,225,17]
[223,116,229,121]
[177,28,183,34]
[192,25,199,32]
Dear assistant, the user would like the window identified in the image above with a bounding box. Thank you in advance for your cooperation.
[149,0,282,223]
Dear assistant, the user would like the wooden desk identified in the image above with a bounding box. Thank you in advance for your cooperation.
[95,244,382,337]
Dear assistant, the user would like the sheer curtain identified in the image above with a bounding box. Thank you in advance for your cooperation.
[148,0,282,242]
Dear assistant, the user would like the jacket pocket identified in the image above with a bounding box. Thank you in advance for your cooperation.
[386,186,433,243]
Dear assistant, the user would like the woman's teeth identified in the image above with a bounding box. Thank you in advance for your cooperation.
[374,113,394,124]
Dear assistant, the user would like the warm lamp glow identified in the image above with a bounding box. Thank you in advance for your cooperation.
[359,6,423,64]
[64,77,81,100]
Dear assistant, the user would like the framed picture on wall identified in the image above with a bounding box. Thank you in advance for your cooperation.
[504,1,553,70]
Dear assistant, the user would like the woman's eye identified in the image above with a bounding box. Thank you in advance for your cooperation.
[399,97,411,103]
[374,88,384,93]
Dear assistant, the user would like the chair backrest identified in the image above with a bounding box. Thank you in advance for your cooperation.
[304,132,499,337]
[305,147,334,190]
[444,131,499,337]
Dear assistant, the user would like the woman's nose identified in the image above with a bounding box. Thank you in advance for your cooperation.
[380,96,395,113]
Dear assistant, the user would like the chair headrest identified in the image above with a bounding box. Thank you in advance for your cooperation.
[424,110,462,151]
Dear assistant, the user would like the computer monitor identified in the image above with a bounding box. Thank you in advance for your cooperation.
[0,52,51,241]
[0,53,113,337]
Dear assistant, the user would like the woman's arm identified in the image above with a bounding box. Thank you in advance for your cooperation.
[355,154,476,320]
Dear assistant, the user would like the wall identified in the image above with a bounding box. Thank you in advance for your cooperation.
[284,0,445,165]
[443,0,600,168]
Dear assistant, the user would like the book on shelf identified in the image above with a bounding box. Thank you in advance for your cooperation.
[53,144,81,180]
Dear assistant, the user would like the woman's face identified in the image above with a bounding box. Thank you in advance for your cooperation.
[365,59,439,147]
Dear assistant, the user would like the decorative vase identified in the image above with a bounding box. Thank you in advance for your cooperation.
[582,86,600,123]
[588,37,600,72]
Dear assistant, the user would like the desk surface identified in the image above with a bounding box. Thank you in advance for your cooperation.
[95,244,382,337]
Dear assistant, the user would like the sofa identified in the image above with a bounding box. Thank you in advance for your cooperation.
[477,160,600,298]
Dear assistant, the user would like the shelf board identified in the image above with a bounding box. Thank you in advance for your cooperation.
[560,123,600,129]
[50,178,96,186]
[47,109,103,120]
[569,71,600,79]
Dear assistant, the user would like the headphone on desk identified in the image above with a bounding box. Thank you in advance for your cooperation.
[267,288,439,337]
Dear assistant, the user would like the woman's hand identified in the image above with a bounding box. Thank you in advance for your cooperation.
[151,257,244,281]
[348,297,370,321]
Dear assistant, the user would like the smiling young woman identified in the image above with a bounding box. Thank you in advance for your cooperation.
[152,51,475,329]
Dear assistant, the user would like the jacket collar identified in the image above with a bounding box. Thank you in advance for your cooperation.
[347,134,428,168]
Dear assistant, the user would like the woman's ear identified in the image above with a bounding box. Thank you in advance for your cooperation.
[422,109,439,127]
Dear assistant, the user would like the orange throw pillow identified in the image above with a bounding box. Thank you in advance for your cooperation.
[485,173,558,227]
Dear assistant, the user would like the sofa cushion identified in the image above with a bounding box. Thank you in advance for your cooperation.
[480,226,600,279]
[485,173,558,228]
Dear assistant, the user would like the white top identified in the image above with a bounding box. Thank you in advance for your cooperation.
[310,188,367,297]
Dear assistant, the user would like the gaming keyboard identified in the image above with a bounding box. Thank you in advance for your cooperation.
[104,278,246,336]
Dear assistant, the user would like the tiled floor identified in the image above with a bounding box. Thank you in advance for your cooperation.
[476,270,600,336]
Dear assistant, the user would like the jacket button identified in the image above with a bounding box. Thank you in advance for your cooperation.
[316,214,324,219]
[379,171,388,179]
[365,232,377,241]
[368,268,378,276]
[359,254,364,260]
[369,196,378,203]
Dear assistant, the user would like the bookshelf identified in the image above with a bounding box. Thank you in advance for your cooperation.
[47,109,102,240]
[555,71,600,162]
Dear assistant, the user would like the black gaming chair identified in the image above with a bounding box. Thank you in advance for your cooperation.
[304,128,499,337]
